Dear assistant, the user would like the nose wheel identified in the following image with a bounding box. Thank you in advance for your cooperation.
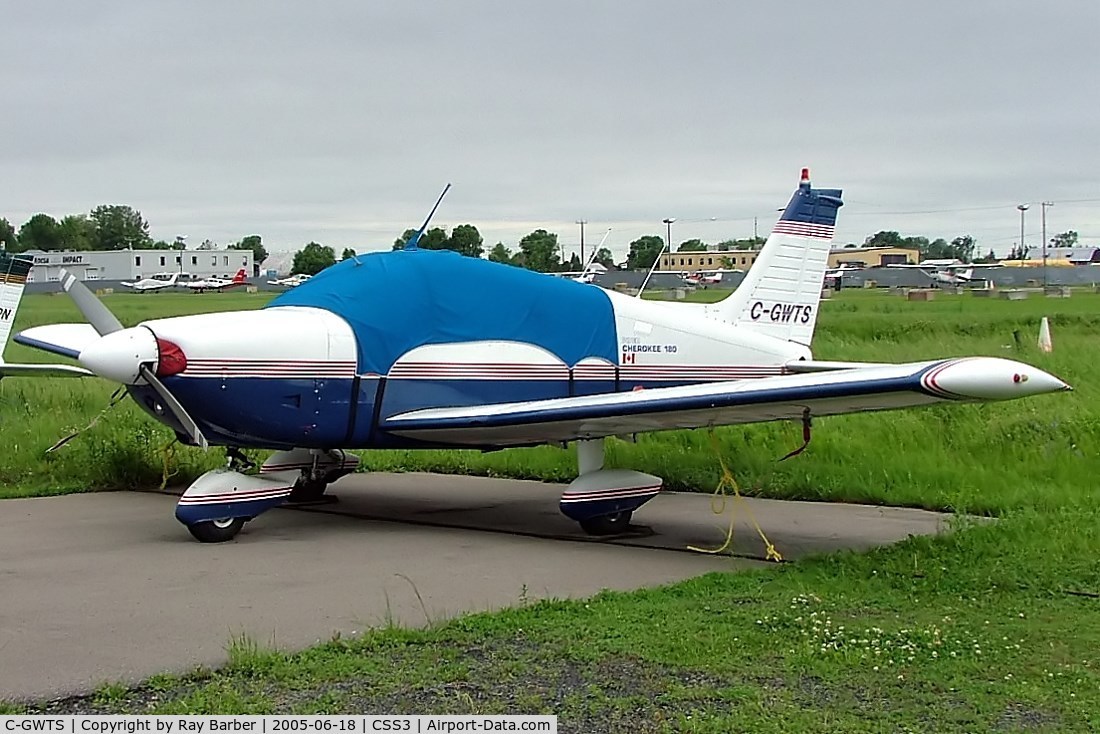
[579,510,634,536]
[187,517,246,543]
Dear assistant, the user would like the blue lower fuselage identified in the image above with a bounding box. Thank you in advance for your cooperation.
[131,373,690,450]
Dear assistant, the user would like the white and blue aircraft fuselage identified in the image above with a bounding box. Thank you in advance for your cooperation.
[16,170,1070,543]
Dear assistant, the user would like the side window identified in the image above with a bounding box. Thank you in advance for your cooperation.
[135,256,142,266]
[191,256,198,266]
[159,256,166,267]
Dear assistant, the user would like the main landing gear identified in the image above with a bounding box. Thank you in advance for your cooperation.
[559,438,663,536]
[174,448,361,543]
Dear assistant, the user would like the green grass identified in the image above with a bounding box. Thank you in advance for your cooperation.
[4,287,1099,729]
[20,508,1100,730]
[2,288,1095,514]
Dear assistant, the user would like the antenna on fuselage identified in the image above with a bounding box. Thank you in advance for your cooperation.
[636,225,671,298]
[404,183,453,251]
[579,228,612,279]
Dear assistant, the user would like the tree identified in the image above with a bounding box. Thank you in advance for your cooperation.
[517,229,560,272]
[1050,230,1078,248]
[292,242,336,275]
[717,237,763,250]
[230,234,268,266]
[921,238,951,260]
[18,214,61,251]
[90,205,151,250]
[566,253,582,271]
[626,235,665,269]
[0,218,16,251]
[392,227,448,251]
[448,224,484,258]
[950,235,976,263]
[341,248,357,261]
[1007,242,1031,260]
[676,239,708,252]
[863,231,905,247]
[593,247,614,268]
[488,242,513,264]
[974,248,998,264]
[196,239,217,250]
[843,243,858,249]
[57,214,96,250]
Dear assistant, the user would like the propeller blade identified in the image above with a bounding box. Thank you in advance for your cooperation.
[138,364,209,450]
[59,269,124,336]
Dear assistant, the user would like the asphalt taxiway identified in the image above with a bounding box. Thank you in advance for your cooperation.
[0,473,947,701]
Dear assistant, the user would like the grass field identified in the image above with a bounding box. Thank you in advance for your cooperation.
[3,286,1099,729]
[1,288,1094,514]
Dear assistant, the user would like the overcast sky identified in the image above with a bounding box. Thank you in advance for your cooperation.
[2,1,1097,260]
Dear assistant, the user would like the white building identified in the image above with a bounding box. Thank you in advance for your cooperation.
[23,248,253,283]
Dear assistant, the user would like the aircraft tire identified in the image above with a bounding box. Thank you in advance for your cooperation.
[187,517,245,543]
[579,510,633,536]
[287,477,328,503]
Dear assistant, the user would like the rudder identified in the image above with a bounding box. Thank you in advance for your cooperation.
[705,168,843,346]
[0,252,32,361]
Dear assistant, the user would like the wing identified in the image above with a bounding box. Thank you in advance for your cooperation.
[380,357,1068,447]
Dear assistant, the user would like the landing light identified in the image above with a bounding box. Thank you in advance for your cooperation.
[156,338,187,377]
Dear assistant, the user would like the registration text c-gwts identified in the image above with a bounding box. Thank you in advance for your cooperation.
[5,722,65,732]
[749,301,813,324]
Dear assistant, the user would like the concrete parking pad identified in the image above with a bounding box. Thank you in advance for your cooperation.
[0,473,947,701]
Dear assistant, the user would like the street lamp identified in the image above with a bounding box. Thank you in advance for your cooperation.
[1016,204,1029,261]
[1040,201,1053,286]
[661,217,675,270]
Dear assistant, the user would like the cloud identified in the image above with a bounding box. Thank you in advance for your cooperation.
[2,0,1097,259]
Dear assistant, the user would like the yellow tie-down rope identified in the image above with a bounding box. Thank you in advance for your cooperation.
[159,439,179,491]
[688,410,812,561]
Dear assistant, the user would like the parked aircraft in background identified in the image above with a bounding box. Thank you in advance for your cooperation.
[0,253,91,377]
[557,263,607,284]
[887,262,994,286]
[267,273,312,288]
[15,170,1070,544]
[823,263,862,287]
[120,272,186,292]
[181,269,249,293]
[682,269,740,287]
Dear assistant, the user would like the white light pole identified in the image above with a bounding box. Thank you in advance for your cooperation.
[1040,201,1053,286]
[1016,204,1029,260]
[661,217,675,269]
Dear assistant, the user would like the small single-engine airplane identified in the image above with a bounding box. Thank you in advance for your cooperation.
[15,170,1070,543]
[823,262,862,287]
[887,261,995,286]
[0,253,92,377]
[267,273,312,288]
[181,268,249,293]
[683,269,739,287]
[120,271,187,292]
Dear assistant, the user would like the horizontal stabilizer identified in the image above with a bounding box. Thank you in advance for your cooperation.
[0,363,92,377]
[784,359,894,373]
[14,324,102,360]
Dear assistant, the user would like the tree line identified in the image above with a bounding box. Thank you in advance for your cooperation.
[0,207,268,270]
[859,229,1080,263]
[9,205,1084,278]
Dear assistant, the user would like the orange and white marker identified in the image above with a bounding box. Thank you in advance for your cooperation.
[1038,316,1053,353]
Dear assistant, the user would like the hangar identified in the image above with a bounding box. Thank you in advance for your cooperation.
[19,248,253,283]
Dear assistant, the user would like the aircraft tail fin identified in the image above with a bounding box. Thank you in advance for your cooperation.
[705,168,842,346]
[0,252,33,362]
[233,269,247,283]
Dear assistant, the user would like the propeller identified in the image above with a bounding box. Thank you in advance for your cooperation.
[58,269,209,450]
